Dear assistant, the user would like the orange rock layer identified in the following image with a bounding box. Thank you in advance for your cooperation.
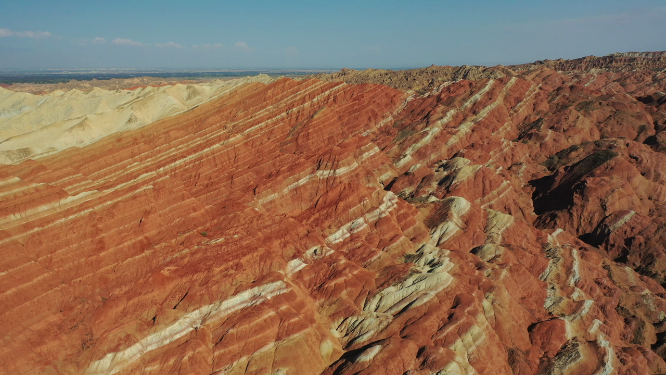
[2,68,666,375]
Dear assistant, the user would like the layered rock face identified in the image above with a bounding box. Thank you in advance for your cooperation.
[3,55,666,375]
[311,65,510,93]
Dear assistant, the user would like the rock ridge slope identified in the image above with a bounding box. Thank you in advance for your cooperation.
[2,60,666,374]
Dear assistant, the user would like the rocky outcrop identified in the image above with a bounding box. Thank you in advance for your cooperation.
[311,65,511,94]
[3,55,666,374]
[512,52,666,73]
[314,52,666,93]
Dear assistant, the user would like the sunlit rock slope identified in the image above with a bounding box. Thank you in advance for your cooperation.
[2,53,666,374]
[0,75,273,164]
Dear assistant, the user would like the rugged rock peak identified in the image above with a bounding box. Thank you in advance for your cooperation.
[312,65,511,93]
[512,51,666,72]
[313,51,666,93]
[3,59,666,375]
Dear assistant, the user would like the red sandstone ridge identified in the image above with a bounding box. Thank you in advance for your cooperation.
[3,54,666,374]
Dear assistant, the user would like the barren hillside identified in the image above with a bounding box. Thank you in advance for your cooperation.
[2,54,666,374]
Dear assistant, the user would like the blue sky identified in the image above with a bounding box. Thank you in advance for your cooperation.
[1,0,665,70]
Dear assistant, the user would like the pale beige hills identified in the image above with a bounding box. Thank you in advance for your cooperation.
[0,74,274,164]
[5,76,211,94]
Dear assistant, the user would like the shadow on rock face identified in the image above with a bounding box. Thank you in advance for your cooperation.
[531,149,618,216]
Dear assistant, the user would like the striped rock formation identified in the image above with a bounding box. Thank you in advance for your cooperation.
[3,55,666,374]
[0,75,273,164]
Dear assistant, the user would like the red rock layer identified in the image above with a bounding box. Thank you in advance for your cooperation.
[2,67,666,375]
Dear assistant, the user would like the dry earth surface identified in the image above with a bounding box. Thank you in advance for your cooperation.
[0,75,273,164]
[4,77,215,95]
[2,52,666,374]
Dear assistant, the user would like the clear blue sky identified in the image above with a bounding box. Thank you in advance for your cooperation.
[1,0,665,70]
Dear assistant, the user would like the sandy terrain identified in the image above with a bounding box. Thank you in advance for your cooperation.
[0,75,274,164]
